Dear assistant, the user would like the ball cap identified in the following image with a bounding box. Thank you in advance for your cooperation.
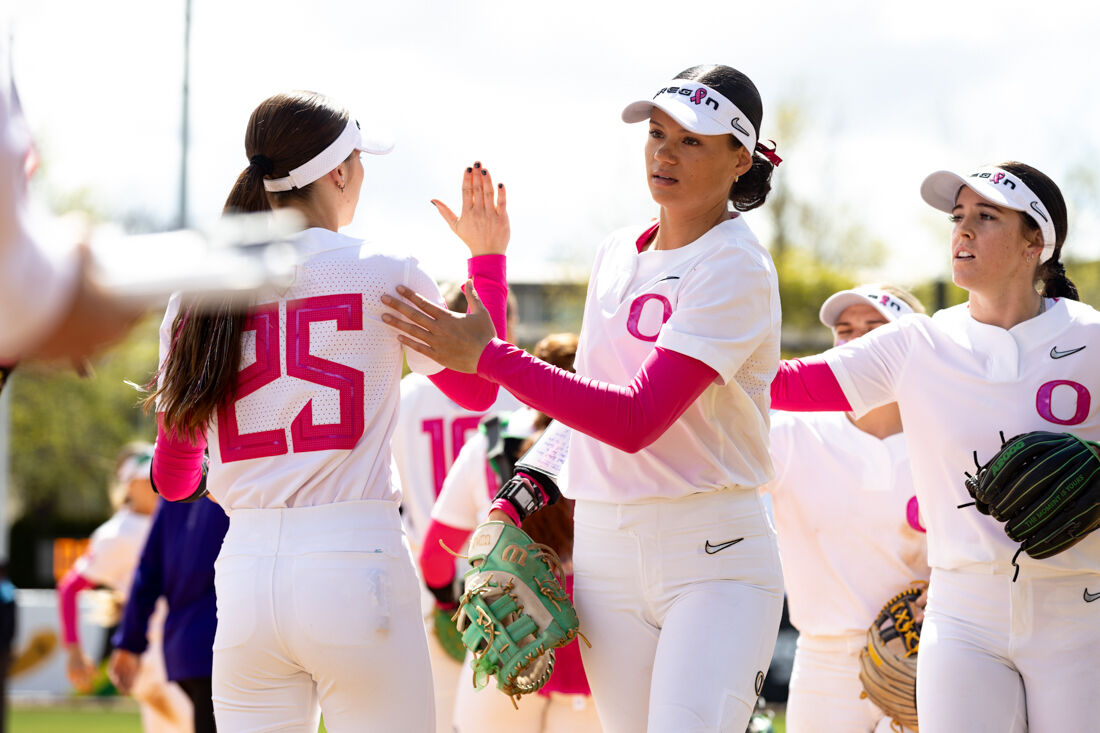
[920,165,1056,262]
[622,79,758,152]
[819,285,915,328]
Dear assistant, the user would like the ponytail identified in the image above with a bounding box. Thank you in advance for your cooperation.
[729,151,774,212]
[1038,257,1080,301]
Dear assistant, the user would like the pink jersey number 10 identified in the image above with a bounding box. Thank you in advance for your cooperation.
[218,294,366,463]
[420,415,486,497]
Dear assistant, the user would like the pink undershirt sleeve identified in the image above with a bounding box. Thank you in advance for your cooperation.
[152,413,207,502]
[476,339,718,454]
[419,520,472,593]
[426,255,506,411]
[57,568,94,646]
[770,356,852,411]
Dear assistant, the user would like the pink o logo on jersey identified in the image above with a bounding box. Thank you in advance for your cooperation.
[627,293,673,342]
[1035,380,1091,426]
[906,496,926,533]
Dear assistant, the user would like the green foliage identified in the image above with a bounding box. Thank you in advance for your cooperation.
[7,315,160,523]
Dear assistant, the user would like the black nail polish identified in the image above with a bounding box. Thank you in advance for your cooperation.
[498,183,503,189]
[474,162,481,169]
[481,169,487,175]
[466,167,472,173]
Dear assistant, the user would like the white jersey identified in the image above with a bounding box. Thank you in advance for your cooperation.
[158,228,445,512]
[73,506,152,601]
[823,297,1100,574]
[764,412,929,636]
[562,216,781,503]
[0,41,77,361]
[392,374,520,548]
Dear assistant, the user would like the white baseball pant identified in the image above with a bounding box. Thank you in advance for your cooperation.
[211,501,433,732]
[785,632,911,733]
[572,489,784,733]
[917,565,1100,732]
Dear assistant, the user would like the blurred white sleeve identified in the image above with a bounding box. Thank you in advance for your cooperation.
[0,51,79,361]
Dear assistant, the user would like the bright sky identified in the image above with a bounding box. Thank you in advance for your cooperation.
[9,0,1100,286]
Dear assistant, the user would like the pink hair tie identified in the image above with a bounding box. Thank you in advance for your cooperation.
[755,139,782,167]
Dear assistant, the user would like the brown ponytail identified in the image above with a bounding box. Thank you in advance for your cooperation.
[147,91,351,438]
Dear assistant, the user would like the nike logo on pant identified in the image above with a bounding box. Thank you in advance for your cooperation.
[704,538,744,554]
[1085,588,1100,603]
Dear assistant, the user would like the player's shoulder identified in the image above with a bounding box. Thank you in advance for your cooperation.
[692,216,774,277]
[1058,296,1100,325]
[298,228,420,271]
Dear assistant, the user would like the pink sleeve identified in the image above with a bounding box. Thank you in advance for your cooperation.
[476,340,717,453]
[152,413,207,501]
[770,357,852,411]
[57,568,93,646]
[426,255,506,411]
[419,520,472,590]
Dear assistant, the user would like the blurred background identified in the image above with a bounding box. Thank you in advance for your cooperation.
[3,0,1099,728]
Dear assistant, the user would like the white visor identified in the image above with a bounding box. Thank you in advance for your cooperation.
[263,118,394,192]
[920,166,1057,262]
[819,285,915,328]
[622,80,758,152]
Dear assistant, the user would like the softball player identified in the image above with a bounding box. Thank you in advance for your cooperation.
[56,443,192,732]
[148,91,510,732]
[419,332,598,732]
[391,288,520,733]
[384,64,786,732]
[764,284,929,733]
[772,162,1100,731]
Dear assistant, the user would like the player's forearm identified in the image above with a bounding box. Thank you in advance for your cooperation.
[420,520,471,605]
[57,569,93,646]
[152,413,208,501]
[477,341,715,453]
[426,255,507,410]
[770,357,852,411]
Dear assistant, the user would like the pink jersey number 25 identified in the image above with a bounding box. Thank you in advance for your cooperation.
[218,294,365,463]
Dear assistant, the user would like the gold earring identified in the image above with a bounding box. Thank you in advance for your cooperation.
[734,175,740,184]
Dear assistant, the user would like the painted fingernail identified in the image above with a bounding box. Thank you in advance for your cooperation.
[474,162,481,168]
[466,167,472,173]
[498,183,503,189]
[481,169,487,175]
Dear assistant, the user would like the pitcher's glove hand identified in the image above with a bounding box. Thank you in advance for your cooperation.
[963,431,1100,576]
[454,521,588,704]
[858,583,925,732]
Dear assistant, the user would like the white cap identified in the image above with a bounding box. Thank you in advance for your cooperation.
[920,165,1057,262]
[263,118,394,192]
[622,80,758,152]
[116,445,154,486]
[819,285,916,328]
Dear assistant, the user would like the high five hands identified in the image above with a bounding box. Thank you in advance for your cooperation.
[381,162,508,372]
[430,161,509,256]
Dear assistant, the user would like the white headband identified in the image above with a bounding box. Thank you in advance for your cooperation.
[920,166,1057,263]
[263,118,394,192]
[622,80,758,152]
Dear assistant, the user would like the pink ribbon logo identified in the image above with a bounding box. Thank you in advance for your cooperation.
[690,88,707,105]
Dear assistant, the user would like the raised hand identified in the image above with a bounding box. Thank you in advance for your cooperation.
[381,279,496,373]
[431,162,509,256]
